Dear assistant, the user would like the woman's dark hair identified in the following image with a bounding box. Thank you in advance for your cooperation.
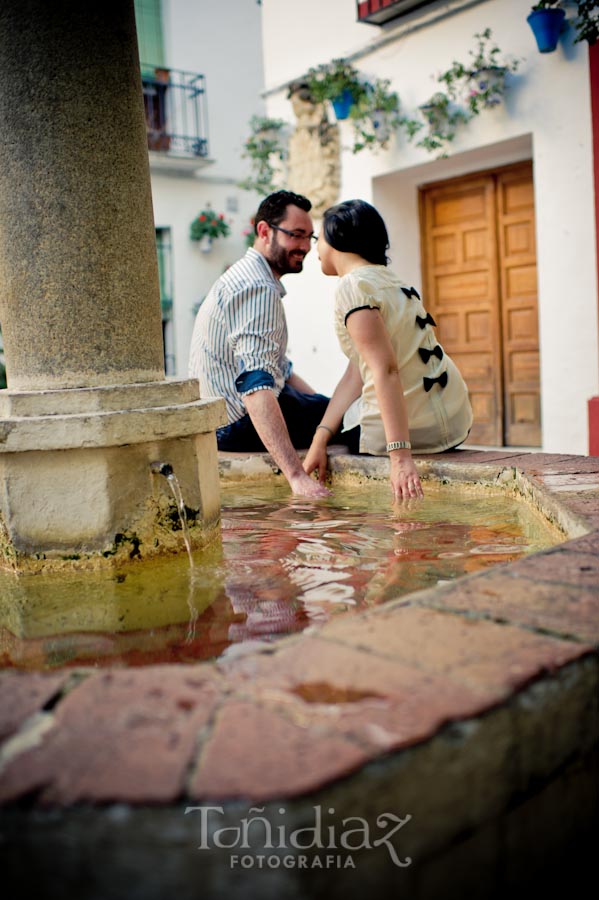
[254,190,312,234]
[322,199,389,266]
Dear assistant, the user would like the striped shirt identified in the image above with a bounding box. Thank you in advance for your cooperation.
[188,248,292,424]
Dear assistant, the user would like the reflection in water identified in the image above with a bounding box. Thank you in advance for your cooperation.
[0,480,561,670]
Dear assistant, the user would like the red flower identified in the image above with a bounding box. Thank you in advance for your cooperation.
[199,214,207,221]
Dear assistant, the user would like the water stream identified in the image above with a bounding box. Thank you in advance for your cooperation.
[165,471,194,569]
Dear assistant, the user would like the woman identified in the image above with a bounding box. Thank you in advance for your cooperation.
[303,199,473,500]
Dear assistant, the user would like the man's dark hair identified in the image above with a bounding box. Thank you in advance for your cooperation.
[322,199,389,266]
[254,190,312,234]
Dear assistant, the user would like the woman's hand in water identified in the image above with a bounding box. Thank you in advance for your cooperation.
[390,453,424,501]
[303,436,329,485]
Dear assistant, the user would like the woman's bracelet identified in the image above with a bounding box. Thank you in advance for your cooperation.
[316,424,334,437]
[386,440,411,452]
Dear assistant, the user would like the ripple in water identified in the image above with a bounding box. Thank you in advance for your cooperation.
[0,480,561,669]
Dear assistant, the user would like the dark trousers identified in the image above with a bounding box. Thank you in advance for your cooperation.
[216,384,359,452]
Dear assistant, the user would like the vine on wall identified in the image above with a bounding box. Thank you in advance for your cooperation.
[239,17,587,189]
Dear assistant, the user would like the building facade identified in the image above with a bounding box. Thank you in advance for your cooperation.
[135,0,265,378]
[259,0,598,454]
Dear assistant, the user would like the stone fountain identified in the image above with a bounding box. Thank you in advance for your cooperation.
[0,0,225,572]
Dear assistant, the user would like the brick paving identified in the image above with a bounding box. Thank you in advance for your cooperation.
[0,450,597,807]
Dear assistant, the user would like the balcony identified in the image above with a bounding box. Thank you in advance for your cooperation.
[141,65,210,171]
[357,0,437,25]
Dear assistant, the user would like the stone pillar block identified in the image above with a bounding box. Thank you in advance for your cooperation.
[0,381,226,571]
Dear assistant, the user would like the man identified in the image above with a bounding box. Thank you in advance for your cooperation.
[189,190,331,498]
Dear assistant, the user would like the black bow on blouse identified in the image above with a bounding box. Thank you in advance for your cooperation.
[418,345,444,364]
[416,312,436,329]
[423,371,448,392]
[401,286,421,300]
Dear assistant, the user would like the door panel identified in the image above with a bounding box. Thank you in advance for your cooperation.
[496,166,540,445]
[421,177,502,445]
[420,163,541,447]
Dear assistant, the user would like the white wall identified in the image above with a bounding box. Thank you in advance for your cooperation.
[151,175,259,377]
[149,0,265,376]
[261,0,598,453]
[163,0,265,180]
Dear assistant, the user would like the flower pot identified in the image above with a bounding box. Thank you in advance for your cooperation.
[469,66,507,107]
[371,109,391,143]
[198,235,212,253]
[331,88,354,120]
[419,103,444,132]
[526,7,566,53]
[255,127,280,143]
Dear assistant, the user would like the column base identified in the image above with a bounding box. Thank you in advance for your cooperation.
[0,380,226,572]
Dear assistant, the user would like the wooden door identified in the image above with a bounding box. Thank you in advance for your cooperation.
[419,163,540,446]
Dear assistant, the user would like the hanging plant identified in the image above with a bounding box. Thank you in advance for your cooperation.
[238,115,287,196]
[305,58,369,120]
[467,35,519,110]
[349,78,403,153]
[415,92,471,155]
[190,207,231,249]
[573,0,599,45]
[400,29,520,157]
[288,30,518,161]
[438,29,520,113]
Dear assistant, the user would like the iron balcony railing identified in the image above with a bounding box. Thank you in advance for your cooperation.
[141,65,209,158]
[357,0,436,25]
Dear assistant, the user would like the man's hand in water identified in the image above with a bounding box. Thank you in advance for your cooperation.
[289,470,331,498]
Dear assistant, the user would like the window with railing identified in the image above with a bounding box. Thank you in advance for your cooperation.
[141,65,209,158]
[357,0,438,25]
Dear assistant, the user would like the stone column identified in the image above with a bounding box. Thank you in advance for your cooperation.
[0,0,226,571]
[0,0,164,390]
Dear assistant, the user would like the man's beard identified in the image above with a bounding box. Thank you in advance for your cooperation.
[266,233,306,276]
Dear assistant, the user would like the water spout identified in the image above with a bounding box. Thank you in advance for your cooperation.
[150,461,194,568]
[150,460,173,477]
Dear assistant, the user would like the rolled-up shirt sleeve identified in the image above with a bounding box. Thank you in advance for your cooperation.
[234,369,275,395]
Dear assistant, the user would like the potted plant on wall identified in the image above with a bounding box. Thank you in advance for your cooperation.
[465,29,520,110]
[573,0,599,45]
[349,77,402,152]
[415,92,470,155]
[305,58,368,120]
[437,28,520,113]
[527,1,566,53]
[239,115,287,196]
[190,207,230,252]
[398,29,520,158]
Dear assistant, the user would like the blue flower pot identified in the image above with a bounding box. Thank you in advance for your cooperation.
[526,7,566,53]
[331,88,354,120]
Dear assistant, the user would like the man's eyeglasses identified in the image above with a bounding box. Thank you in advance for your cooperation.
[268,224,317,243]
